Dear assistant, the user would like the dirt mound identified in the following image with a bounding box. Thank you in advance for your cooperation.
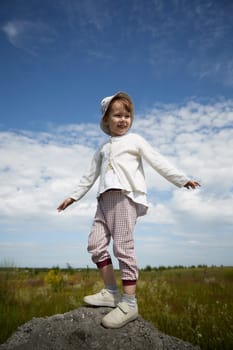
[0,306,200,350]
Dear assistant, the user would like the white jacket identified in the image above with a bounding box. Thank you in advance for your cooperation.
[71,133,189,201]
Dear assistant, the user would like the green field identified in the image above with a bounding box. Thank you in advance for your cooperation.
[0,265,232,349]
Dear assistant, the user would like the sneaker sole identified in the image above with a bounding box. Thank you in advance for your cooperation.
[102,313,138,328]
[83,297,117,307]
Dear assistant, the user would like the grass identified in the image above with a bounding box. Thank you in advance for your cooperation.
[137,267,233,349]
[0,265,232,349]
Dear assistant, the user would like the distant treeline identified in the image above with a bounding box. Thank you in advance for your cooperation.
[142,264,226,271]
[0,263,229,273]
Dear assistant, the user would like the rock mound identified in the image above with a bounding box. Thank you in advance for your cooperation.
[0,307,200,350]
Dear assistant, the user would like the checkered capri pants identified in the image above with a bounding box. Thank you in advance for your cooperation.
[87,190,139,282]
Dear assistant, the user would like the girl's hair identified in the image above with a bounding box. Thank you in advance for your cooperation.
[100,92,134,135]
[107,95,134,117]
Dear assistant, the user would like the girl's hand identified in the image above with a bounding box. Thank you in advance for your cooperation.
[184,180,201,189]
[57,198,75,212]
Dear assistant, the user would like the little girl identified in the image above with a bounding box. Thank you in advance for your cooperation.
[57,92,200,328]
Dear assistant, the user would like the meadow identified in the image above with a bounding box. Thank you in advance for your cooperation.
[0,265,232,349]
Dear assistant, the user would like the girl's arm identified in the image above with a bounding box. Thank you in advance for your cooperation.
[57,197,75,212]
[138,135,200,188]
[57,147,102,212]
[184,180,201,189]
[138,136,188,187]
[70,148,102,201]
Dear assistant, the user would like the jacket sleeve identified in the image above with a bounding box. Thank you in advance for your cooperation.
[138,135,189,187]
[70,148,102,201]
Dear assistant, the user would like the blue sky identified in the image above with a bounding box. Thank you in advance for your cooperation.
[0,0,233,268]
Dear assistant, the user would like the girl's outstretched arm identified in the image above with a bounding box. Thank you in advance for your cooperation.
[57,198,75,212]
[184,180,201,189]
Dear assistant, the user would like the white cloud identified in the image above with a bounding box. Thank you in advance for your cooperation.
[0,131,97,221]
[2,20,56,54]
[0,99,233,267]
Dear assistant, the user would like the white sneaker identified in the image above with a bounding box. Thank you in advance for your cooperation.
[101,302,138,328]
[83,289,120,307]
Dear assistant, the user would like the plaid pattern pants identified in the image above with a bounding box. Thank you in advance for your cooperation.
[87,190,138,281]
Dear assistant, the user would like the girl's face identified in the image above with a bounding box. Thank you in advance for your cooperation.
[104,100,132,137]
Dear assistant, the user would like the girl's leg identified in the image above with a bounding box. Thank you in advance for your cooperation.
[91,191,138,289]
[111,195,138,293]
[84,201,120,307]
[105,192,138,314]
[98,261,117,287]
[87,202,113,276]
[121,280,137,308]
[123,284,136,295]
[86,192,138,327]
[83,257,120,307]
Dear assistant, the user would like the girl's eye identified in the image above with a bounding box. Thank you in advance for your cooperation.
[113,115,130,118]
